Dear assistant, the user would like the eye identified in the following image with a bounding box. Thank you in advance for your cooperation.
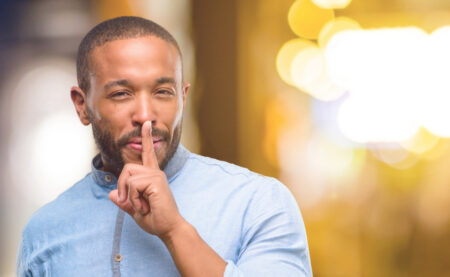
[156,89,175,96]
[110,91,130,99]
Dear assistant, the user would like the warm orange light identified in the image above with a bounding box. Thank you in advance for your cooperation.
[370,146,418,169]
[318,17,361,48]
[290,46,323,91]
[290,46,346,101]
[400,128,440,155]
[276,38,316,86]
[312,0,352,9]
[288,0,334,39]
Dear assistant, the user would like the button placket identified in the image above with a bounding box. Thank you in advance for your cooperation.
[114,253,122,262]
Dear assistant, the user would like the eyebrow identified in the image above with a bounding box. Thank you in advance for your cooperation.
[103,77,177,91]
[103,79,132,91]
[156,77,177,86]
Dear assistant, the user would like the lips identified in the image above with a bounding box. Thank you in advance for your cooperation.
[126,137,163,151]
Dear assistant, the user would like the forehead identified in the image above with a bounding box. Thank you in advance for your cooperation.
[89,36,182,82]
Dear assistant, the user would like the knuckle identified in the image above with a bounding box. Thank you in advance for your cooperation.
[156,174,165,182]
[124,163,137,172]
[154,170,163,177]
[144,185,156,196]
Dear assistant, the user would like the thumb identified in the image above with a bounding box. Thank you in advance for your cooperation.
[109,189,135,216]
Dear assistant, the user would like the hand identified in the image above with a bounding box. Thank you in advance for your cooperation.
[111,122,226,277]
[109,121,185,239]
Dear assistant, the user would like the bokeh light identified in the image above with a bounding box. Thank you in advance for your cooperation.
[422,26,450,137]
[6,58,94,207]
[400,128,440,155]
[275,1,450,275]
[312,0,352,9]
[337,93,420,143]
[369,145,419,169]
[290,46,323,91]
[326,28,428,143]
[288,0,334,39]
[276,38,316,86]
[304,68,347,101]
[278,129,366,207]
[290,46,346,101]
[276,24,450,165]
[318,16,361,48]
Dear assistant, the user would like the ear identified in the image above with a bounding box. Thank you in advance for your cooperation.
[182,82,190,106]
[70,86,90,126]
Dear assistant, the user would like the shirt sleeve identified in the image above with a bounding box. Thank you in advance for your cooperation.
[16,235,32,277]
[223,179,312,277]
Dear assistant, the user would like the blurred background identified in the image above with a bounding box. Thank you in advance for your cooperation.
[1,0,449,276]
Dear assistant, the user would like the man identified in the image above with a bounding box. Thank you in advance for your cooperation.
[17,16,312,276]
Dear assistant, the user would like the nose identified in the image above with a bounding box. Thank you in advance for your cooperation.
[132,92,156,127]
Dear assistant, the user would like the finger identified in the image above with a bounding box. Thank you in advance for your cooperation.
[109,190,135,216]
[141,196,150,215]
[129,175,152,215]
[127,177,153,215]
[141,121,159,169]
[118,164,159,203]
[117,165,132,203]
[128,182,141,213]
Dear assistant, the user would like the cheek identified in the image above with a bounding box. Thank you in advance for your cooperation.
[167,102,184,133]
[91,108,102,121]
[95,104,131,138]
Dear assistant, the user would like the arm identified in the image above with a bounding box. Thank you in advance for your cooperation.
[161,219,226,277]
[109,121,226,277]
[16,236,32,277]
[224,182,312,277]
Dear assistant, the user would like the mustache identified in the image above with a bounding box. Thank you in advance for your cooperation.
[116,126,170,147]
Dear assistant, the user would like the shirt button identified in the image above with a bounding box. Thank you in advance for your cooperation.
[114,254,122,262]
[105,175,112,182]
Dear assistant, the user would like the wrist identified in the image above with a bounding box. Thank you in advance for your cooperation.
[160,217,195,246]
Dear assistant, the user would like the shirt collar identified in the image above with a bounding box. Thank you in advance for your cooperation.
[91,144,190,187]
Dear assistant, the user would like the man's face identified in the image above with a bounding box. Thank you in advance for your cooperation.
[79,36,188,174]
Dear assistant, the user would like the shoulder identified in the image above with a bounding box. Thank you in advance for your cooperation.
[184,153,298,213]
[18,173,93,269]
[21,173,93,242]
[186,153,254,177]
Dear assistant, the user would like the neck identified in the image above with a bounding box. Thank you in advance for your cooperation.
[100,156,124,178]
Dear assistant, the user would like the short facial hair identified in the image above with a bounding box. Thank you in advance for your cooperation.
[88,108,182,176]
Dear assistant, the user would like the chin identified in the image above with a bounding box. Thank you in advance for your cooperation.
[121,148,166,167]
[121,149,143,165]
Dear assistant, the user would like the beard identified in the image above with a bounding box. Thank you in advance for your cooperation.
[88,109,182,176]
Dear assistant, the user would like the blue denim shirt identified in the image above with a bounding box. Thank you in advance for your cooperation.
[17,145,312,276]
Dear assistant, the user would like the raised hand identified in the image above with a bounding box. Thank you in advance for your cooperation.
[109,121,226,277]
[109,121,185,238]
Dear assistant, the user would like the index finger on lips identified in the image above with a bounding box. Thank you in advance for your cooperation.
[142,121,159,169]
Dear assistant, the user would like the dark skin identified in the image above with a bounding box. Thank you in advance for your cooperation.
[71,36,226,276]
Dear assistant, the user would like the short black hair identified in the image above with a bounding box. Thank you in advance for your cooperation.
[76,16,181,93]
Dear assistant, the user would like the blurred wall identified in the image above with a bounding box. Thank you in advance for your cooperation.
[192,0,239,164]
